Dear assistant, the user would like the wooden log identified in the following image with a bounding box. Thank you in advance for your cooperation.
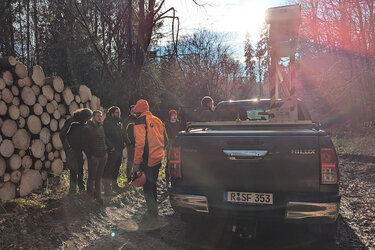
[0,56,17,69]
[17,77,32,88]
[53,150,59,158]
[0,134,2,144]
[51,100,58,109]
[52,132,63,150]
[13,62,28,79]
[37,94,47,106]
[75,95,81,103]
[12,129,30,150]
[8,105,20,120]
[53,110,61,120]
[3,173,10,182]
[54,93,61,102]
[41,112,50,126]
[40,127,50,144]
[79,85,92,102]
[57,104,66,116]
[85,102,90,108]
[31,65,45,86]
[17,117,25,128]
[51,159,63,175]
[0,157,5,176]
[41,170,48,181]
[21,155,32,169]
[31,85,40,95]
[0,101,7,116]
[10,170,21,183]
[27,115,41,135]
[19,169,42,197]
[44,160,51,169]
[19,104,30,118]
[69,101,79,115]
[79,103,84,108]
[62,87,74,105]
[33,103,43,116]
[0,78,5,90]
[2,88,13,104]
[58,118,66,130]
[45,76,64,93]
[30,139,45,158]
[1,71,13,85]
[42,85,54,101]
[46,143,52,153]
[11,85,19,96]
[19,150,26,157]
[1,119,17,137]
[50,119,58,132]
[0,182,16,201]
[46,102,55,114]
[90,95,98,110]
[12,96,20,106]
[34,159,42,170]
[60,150,66,162]
[21,86,36,106]
[48,152,54,161]
[0,139,14,157]
[9,154,21,170]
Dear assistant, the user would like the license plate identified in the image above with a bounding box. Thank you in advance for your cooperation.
[224,191,273,205]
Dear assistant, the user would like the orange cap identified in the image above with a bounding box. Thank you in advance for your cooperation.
[133,99,149,113]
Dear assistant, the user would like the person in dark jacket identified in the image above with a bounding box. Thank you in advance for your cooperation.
[59,108,92,194]
[103,106,124,195]
[124,105,137,182]
[86,110,108,204]
[194,96,216,122]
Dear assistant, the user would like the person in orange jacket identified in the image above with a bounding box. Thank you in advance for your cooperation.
[132,99,168,217]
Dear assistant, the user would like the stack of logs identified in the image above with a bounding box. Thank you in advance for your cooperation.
[0,56,104,200]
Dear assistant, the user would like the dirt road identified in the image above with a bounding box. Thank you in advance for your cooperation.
[0,154,374,249]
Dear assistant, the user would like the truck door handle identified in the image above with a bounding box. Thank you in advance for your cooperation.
[223,150,268,160]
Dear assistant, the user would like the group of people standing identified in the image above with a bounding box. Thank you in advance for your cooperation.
[59,96,215,220]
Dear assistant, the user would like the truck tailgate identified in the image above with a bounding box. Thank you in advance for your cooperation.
[178,129,320,193]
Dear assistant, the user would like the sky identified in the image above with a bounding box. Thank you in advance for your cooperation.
[162,0,289,60]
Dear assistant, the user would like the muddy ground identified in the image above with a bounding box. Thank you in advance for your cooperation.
[1,153,374,249]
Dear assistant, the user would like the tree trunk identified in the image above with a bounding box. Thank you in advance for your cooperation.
[30,139,44,158]
[27,115,41,134]
[39,127,50,144]
[19,104,30,118]
[12,128,30,150]
[2,88,13,104]
[1,119,17,137]
[21,86,36,106]
[9,154,21,170]
[41,85,54,101]
[45,76,64,93]
[19,169,42,197]
[0,139,14,157]
[31,65,45,86]
[63,87,74,105]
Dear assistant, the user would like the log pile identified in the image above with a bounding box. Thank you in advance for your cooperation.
[0,56,104,200]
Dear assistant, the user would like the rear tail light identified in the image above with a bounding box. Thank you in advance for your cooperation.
[320,148,338,184]
[168,146,182,178]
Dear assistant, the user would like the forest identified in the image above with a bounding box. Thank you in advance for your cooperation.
[0,0,373,128]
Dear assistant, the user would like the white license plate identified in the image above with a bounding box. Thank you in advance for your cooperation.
[225,191,273,205]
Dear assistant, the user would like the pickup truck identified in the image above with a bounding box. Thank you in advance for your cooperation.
[168,98,340,240]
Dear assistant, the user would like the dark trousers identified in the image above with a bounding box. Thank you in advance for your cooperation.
[87,154,108,198]
[103,150,122,190]
[142,163,161,215]
[126,145,135,181]
[67,149,84,192]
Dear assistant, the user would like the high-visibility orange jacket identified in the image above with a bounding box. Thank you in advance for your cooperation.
[134,111,167,167]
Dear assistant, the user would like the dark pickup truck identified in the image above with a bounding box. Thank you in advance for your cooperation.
[168,99,340,240]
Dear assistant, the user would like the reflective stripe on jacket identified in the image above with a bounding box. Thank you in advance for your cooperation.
[134,111,167,167]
